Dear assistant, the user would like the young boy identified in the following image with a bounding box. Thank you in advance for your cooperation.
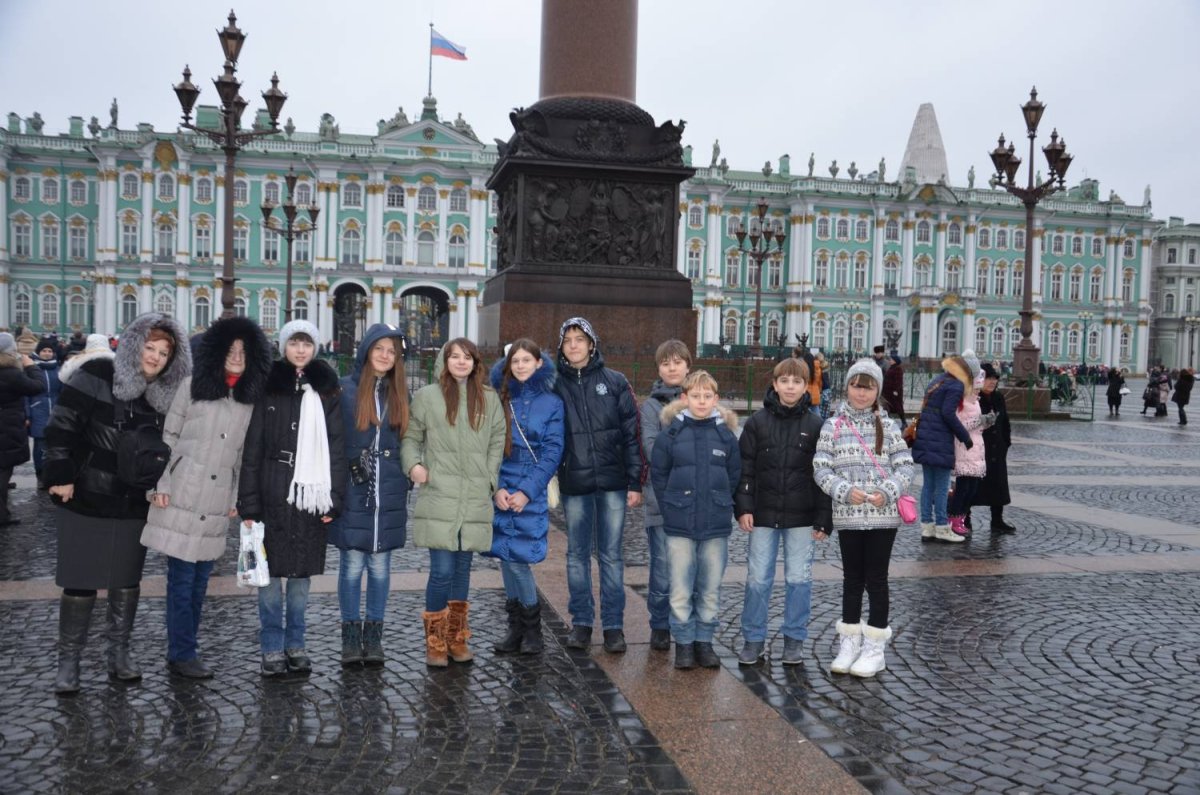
[639,339,691,651]
[734,358,831,665]
[554,317,644,654]
[651,371,740,670]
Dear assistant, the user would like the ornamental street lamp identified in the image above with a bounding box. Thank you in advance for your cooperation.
[260,166,320,322]
[987,87,1074,385]
[1184,315,1200,369]
[1077,311,1093,369]
[732,197,786,358]
[173,10,287,320]
[843,301,862,360]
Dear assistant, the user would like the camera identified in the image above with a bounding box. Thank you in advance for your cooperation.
[349,460,369,486]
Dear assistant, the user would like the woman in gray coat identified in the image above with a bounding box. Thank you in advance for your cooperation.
[141,317,272,678]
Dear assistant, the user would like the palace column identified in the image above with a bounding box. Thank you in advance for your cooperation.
[139,270,152,312]
[437,190,449,267]
[213,173,226,264]
[101,161,118,264]
[405,188,418,264]
[900,211,914,293]
[140,163,154,263]
[468,183,488,277]
[365,176,385,270]
[1030,221,1044,349]
[934,212,947,288]
[964,213,978,292]
[176,168,191,266]
[0,159,8,259]
[175,274,191,330]
[798,206,814,340]
[1102,229,1119,366]
[869,210,885,346]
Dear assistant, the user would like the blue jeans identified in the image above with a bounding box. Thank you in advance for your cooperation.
[33,437,45,475]
[500,560,538,607]
[740,526,815,642]
[258,577,311,654]
[426,549,472,611]
[645,525,669,630]
[166,556,214,661]
[563,491,627,630]
[666,534,728,644]
[920,465,953,525]
[338,549,391,622]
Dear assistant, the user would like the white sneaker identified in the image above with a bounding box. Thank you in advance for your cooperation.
[934,524,964,543]
[829,621,862,674]
[850,625,892,678]
[920,523,935,542]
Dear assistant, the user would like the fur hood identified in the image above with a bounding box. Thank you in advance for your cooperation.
[489,354,557,396]
[941,356,974,394]
[112,312,192,413]
[60,348,115,384]
[265,356,341,396]
[0,351,21,370]
[191,316,273,404]
[660,398,739,431]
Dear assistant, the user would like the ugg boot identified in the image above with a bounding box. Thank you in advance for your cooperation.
[850,625,892,678]
[519,602,543,655]
[934,524,964,543]
[106,586,142,682]
[920,523,936,542]
[341,621,364,666]
[422,609,449,668]
[829,621,862,674]
[362,621,385,666]
[493,599,522,654]
[445,600,474,663]
[54,593,95,695]
[949,515,969,536]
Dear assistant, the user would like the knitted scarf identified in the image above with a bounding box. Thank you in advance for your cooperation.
[287,382,333,514]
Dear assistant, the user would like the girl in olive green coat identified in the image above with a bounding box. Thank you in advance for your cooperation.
[401,338,505,667]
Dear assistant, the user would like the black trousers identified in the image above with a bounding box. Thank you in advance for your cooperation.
[838,528,897,629]
[0,465,12,523]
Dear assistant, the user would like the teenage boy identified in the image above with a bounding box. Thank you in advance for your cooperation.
[735,357,832,665]
[651,371,740,670]
[554,317,643,653]
[639,339,691,651]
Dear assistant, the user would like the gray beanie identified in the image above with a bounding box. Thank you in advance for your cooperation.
[278,319,320,351]
[846,357,883,387]
[0,333,15,355]
[959,348,981,378]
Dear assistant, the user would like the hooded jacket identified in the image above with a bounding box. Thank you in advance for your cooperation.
[0,351,47,468]
[953,388,989,478]
[43,312,191,519]
[487,356,565,563]
[58,346,115,385]
[1172,370,1194,406]
[911,358,972,470]
[650,400,741,541]
[553,318,644,496]
[141,317,272,563]
[25,357,61,439]
[328,323,412,554]
[639,379,683,528]
[400,344,506,553]
[735,388,832,532]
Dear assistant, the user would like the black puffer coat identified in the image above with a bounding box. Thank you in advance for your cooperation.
[0,352,46,468]
[238,359,346,578]
[735,389,832,531]
[554,348,643,496]
[972,389,1012,508]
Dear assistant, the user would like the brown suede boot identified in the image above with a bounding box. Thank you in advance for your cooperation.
[445,600,474,663]
[422,609,449,668]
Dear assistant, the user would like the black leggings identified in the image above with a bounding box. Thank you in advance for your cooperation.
[64,587,137,597]
[948,476,981,516]
[838,528,897,629]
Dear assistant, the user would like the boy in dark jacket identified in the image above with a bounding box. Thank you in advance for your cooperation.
[554,317,643,654]
[734,357,832,665]
[28,337,63,488]
[651,371,740,670]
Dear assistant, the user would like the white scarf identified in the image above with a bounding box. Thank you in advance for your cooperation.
[287,383,333,515]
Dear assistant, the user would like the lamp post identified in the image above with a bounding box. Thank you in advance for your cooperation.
[1077,311,1093,369]
[987,87,1073,385]
[732,197,786,358]
[843,301,861,360]
[261,166,319,323]
[1185,315,1200,369]
[172,10,287,320]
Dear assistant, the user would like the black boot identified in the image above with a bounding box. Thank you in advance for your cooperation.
[519,602,543,655]
[674,641,696,670]
[694,642,721,669]
[341,621,364,666]
[362,621,384,666]
[55,593,95,695]
[493,599,523,654]
[106,586,142,682]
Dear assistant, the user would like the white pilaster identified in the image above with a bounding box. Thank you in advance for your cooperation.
[934,212,947,288]
[0,268,10,330]
[437,190,449,266]
[176,167,191,265]
[901,212,914,292]
[140,162,153,262]
[468,182,487,276]
[214,173,226,262]
[139,268,152,313]
[964,214,977,291]
[454,289,468,337]
[102,162,118,263]
[0,158,8,258]
[175,273,191,330]
[405,189,417,264]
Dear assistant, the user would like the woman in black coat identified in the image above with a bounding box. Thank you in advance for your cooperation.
[1105,368,1126,417]
[971,364,1014,533]
[1172,369,1194,426]
[0,333,46,526]
[43,313,191,694]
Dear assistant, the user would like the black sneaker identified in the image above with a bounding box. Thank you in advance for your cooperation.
[649,629,671,651]
[694,642,720,668]
[564,625,592,650]
[285,649,312,673]
[674,642,696,669]
[602,629,626,654]
[168,658,214,679]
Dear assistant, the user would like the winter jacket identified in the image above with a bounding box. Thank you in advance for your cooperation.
[640,379,682,528]
[650,401,741,541]
[735,389,832,531]
[0,352,46,468]
[141,317,273,563]
[59,348,114,385]
[1105,372,1126,401]
[554,347,643,496]
[43,313,191,519]
[487,356,565,564]
[973,388,1012,508]
[238,359,347,578]
[813,404,914,531]
[26,358,61,438]
[911,363,972,470]
[1172,371,1194,406]
[328,323,411,554]
[953,392,990,478]
[882,362,906,422]
[401,348,506,553]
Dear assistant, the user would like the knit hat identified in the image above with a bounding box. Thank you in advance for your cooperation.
[278,319,320,351]
[83,333,110,354]
[891,353,902,366]
[0,333,15,355]
[873,345,886,355]
[36,336,57,355]
[846,357,883,386]
[558,316,599,350]
[960,348,981,378]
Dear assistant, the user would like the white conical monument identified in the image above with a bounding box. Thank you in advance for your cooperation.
[899,103,950,185]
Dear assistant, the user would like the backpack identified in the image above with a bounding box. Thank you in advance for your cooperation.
[112,398,171,490]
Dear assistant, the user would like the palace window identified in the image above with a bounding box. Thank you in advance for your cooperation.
[294,183,312,206]
[940,320,958,355]
[883,256,899,290]
[816,217,830,239]
[946,261,961,291]
[978,227,991,248]
[948,222,962,246]
[975,323,988,353]
[156,222,174,261]
[294,229,311,263]
[1092,237,1104,257]
[343,182,363,208]
[42,177,59,203]
[41,223,59,260]
[234,296,247,317]
[158,174,175,201]
[723,315,738,345]
[1122,270,1134,302]
[69,225,87,259]
[70,180,87,204]
[387,185,405,208]
[120,294,138,328]
[1014,229,1025,249]
[994,263,1007,297]
[293,298,309,322]
[914,257,931,288]
[688,206,703,227]
[768,257,782,289]
[1071,236,1083,256]
[155,291,174,317]
[385,231,404,266]
[1163,293,1175,314]
[14,176,32,200]
[449,234,467,268]
[833,253,849,290]
[812,318,828,349]
[854,219,868,242]
[996,229,1008,249]
[194,295,211,328]
[233,179,249,205]
[1120,327,1131,360]
[121,220,139,257]
[264,181,280,205]
[814,252,829,288]
[766,317,781,347]
[122,173,140,199]
[747,260,760,289]
[976,261,989,295]
[1012,265,1024,298]
[69,294,87,327]
[853,255,867,290]
[417,186,437,211]
[450,188,468,213]
[417,230,435,266]
[42,292,60,328]
[916,220,931,244]
[992,325,1005,356]
[1088,328,1100,360]
[725,252,740,287]
[194,224,212,259]
[885,219,899,243]
[14,291,32,325]
[1123,239,1135,259]
[1051,234,1064,255]
[341,228,362,265]
[1067,328,1080,359]
[1069,268,1082,302]
[195,177,213,203]
[1090,270,1102,303]
[851,319,866,352]
[1050,270,1063,302]
[13,221,32,257]
[260,298,279,331]
[686,248,702,280]
[233,226,248,261]
[832,318,848,350]
[263,227,280,262]
[1048,327,1062,358]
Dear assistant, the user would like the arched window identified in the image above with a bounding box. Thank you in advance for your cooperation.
[916,220,931,244]
[293,298,309,322]
[1050,270,1063,302]
[723,315,738,345]
[1088,328,1100,360]
[343,182,363,208]
[1121,270,1134,303]
[994,262,1007,297]
[851,319,866,352]
[233,179,248,205]
[13,176,32,200]
[263,181,280,205]
[946,260,961,291]
[832,317,848,350]
[947,222,962,246]
[234,296,247,317]
[1164,293,1176,314]
[232,225,248,261]
[14,291,32,326]
[914,256,931,288]
[194,295,211,328]
[42,292,61,328]
[978,227,991,248]
[260,297,279,331]
[122,173,140,199]
[1187,294,1196,313]
[155,291,174,316]
[992,325,1005,356]
[1089,269,1103,303]
[1120,327,1131,360]
[294,183,312,206]
[449,188,468,213]
[1012,264,1024,298]
[834,253,849,289]
[70,180,87,204]
[766,317,781,347]
[42,177,59,203]
[263,228,280,262]
[814,252,829,288]
[1067,328,1080,359]
[417,230,436,266]
[996,228,1008,249]
[1048,327,1062,358]
[688,206,703,227]
[854,219,868,242]
[194,222,212,259]
[294,225,311,262]
[815,217,830,239]
[68,293,87,327]
[1091,236,1104,257]
[725,251,740,287]
[120,293,138,328]
[1069,268,1083,302]
[385,231,404,266]
[121,217,139,257]
[341,228,362,265]
[1014,229,1025,249]
[156,222,174,261]
[812,318,828,349]
[885,219,899,242]
[13,217,32,257]
[41,221,59,260]
[853,254,868,290]
[975,323,988,352]
[686,248,702,280]
[386,185,405,208]
[768,256,782,290]
[158,174,175,201]
[1071,236,1083,256]
[194,177,213,203]
[883,255,899,291]
[417,186,437,211]
[1051,234,1065,255]
[448,234,467,268]
[940,320,958,355]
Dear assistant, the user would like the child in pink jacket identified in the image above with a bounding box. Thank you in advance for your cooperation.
[947,364,995,536]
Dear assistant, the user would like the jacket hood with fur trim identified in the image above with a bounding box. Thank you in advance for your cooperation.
[191,316,273,404]
[112,312,191,413]
[265,356,341,396]
[59,348,115,385]
[660,398,739,432]
[941,356,974,393]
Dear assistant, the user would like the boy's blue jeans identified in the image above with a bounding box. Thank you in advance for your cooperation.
[338,549,391,622]
[425,549,473,611]
[920,465,953,525]
[563,490,627,630]
[666,534,728,645]
[645,524,670,630]
[166,556,214,662]
[740,526,815,642]
[258,576,311,654]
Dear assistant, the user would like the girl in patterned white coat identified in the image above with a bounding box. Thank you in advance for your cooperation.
[813,358,913,678]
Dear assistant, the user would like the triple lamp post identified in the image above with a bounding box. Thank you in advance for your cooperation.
[731,198,786,358]
[260,166,319,323]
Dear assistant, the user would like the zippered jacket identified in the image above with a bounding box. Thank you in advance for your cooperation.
[554,347,643,496]
[650,401,741,541]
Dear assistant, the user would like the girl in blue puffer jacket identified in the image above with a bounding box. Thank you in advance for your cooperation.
[911,350,978,543]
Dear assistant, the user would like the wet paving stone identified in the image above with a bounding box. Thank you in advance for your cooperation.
[1017,485,1200,527]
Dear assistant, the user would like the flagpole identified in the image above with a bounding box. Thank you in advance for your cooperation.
[427,22,434,96]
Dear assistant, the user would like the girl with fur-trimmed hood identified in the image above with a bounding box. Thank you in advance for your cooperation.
[43,312,191,695]
[911,350,976,544]
[140,316,272,679]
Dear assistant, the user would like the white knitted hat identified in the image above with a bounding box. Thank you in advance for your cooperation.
[278,319,320,351]
[846,357,883,386]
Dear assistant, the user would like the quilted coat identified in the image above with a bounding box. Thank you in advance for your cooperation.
[0,352,46,468]
[953,390,989,478]
[639,379,682,529]
[650,401,741,541]
[911,360,972,470]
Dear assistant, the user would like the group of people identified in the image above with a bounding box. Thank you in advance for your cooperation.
[1139,367,1193,425]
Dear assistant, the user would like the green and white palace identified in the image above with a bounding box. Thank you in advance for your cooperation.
[0,99,1174,372]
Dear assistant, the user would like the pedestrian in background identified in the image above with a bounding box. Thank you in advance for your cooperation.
[882,353,906,426]
[27,337,62,489]
[1173,368,1193,426]
[0,333,47,524]
[947,364,994,537]
[911,351,976,544]
[972,363,1015,533]
[1106,367,1126,417]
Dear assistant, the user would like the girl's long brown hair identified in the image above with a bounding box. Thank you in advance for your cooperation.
[498,338,542,457]
[355,336,409,434]
[440,337,488,430]
[847,373,884,455]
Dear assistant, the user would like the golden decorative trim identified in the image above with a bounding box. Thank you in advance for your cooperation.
[966,225,977,234]
[936,223,948,232]
[470,189,489,201]
[137,277,153,286]
[177,174,191,186]
[902,221,914,230]
[142,172,154,183]
[419,147,438,157]
[438,189,450,199]
[406,187,418,196]
[707,205,721,215]
[420,176,436,184]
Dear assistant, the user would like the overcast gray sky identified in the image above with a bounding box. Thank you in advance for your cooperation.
[3,0,1198,222]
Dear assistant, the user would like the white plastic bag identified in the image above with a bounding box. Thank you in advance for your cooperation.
[237,521,270,588]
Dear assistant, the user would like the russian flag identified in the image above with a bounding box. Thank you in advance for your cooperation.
[431,29,467,61]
